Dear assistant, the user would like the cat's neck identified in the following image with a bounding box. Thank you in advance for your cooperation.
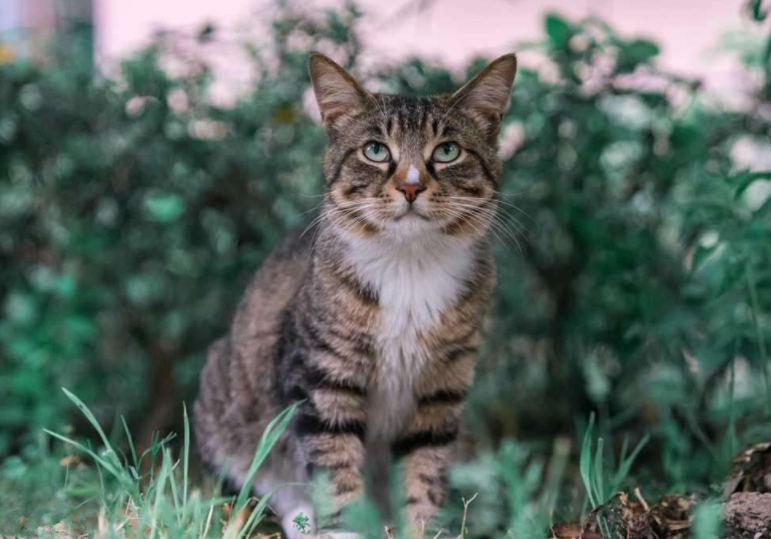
[354,234,474,273]
[325,224,481,331]
[328,223,478,278]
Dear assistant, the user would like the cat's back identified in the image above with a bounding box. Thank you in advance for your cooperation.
[194,227,312,468]
[232,227,314,353]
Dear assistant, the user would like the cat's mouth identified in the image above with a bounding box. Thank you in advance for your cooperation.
[393,205,431,222]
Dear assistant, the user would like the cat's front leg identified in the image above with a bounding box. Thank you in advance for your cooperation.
[392,347,476,537]
[292,369,369,531]
[392,396,465,537]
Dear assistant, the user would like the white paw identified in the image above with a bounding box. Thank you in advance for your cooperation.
[281,504,316,539]
[319,531,364,539]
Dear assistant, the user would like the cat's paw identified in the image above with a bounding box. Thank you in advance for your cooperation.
[316,531,364,539]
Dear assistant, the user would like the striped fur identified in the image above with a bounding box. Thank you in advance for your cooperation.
[194,52,517,538]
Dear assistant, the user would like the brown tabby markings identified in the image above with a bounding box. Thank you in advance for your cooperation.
[194,52,517,538]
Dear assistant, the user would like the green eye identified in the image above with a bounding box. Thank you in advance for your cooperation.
[364,142,391,163]
[433,142,460,163]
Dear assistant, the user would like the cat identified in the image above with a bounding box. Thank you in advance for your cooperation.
[194,51,517,539]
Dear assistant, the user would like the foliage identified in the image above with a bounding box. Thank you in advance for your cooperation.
[692,500,723,539]
[580,414,649,512]
[580,413,649,537]
[1,0,771,536]
[0,3,360,454]
[448,439,569,538]
[1,389,298,538]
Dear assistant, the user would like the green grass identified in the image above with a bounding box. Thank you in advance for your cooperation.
[692,500,723,539]
[579,413,650,513]
[9,381,771,539]
[579,413,650,537]
[0,389,758,539]
[0,391,591,538]
[5,388,299,539]
[0,393,729,539]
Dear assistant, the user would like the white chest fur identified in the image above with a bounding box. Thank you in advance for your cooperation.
[344,233,475,441]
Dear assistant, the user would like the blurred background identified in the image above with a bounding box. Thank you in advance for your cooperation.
[1,0,771,535]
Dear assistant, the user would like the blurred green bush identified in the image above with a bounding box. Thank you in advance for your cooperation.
[1,0,770,499]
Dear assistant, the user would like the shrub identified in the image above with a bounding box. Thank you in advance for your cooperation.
[0,0,769,507]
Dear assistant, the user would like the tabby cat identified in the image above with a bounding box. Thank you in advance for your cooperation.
[194,51,517,538]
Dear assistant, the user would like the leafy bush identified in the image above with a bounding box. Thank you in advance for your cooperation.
[1,0,770,531]
[0,4,355,453]
[379,6,771,490]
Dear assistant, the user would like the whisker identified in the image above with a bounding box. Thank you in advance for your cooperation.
[301,199,381,251]
[439,202,526,254]
[443,199,532,242]
[371,94,390,129]
[443,201,528,237]
[446,195,538,225]
[490,187,533,199]
[434,207,488,243]
[437,207,513,253]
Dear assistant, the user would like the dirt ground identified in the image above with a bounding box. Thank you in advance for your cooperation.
[551,442,771,539]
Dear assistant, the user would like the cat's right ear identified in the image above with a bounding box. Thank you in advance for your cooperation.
[309,53,371,129]
[450,53,517,135]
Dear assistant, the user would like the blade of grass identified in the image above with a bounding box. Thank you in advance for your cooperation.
[237,484,283,539]
[45,389,143,502]
[183,403,190,509]
[611,434,650,493]
[62,388,116,462]
[233,401,300,512]
[579,413,597,510]
[44,428,139,501]
[593,437,605,504]
[538,436,571,524]
[122,416,139,471]
[149,447,177,539]
[746,264,771,411]
[166,449,182,522]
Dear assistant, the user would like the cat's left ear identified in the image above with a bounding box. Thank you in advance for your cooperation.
[309,52,372,129]
[451,53,518,134]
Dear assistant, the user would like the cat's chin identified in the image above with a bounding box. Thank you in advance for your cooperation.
[392,205,430,221]
[383,212,444,236]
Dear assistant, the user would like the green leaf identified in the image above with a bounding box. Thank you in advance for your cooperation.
[3,292,37,325]
[544,13,572,49]
[731,170,771,199]
[748,0,769,21]
[691,243,719,274]
[143,191,185,223]
[618,39,660,71]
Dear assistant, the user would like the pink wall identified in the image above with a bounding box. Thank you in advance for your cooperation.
[95,0,754,95]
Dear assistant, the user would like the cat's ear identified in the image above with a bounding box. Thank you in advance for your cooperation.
[451,53,517,133]
[309,53,371,128]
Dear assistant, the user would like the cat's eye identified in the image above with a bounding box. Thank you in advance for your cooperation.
[432,142,460,163]
[363,141,391,163]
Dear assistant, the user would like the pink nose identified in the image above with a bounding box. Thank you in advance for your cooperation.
[397,183,425,203]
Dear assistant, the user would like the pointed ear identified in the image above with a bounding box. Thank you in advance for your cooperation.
[451,53,518,133]
[309,53,370,128]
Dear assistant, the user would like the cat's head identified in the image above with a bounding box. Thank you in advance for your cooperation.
[309,52,517,243]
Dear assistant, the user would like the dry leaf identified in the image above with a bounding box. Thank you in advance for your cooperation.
[59,455,83,467]
[725,441,771,496]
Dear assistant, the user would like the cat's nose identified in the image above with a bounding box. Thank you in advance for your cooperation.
[396,163,426,203]
[397,183,426,203]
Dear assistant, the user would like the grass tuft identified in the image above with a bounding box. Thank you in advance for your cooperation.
[42,388,298,539]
